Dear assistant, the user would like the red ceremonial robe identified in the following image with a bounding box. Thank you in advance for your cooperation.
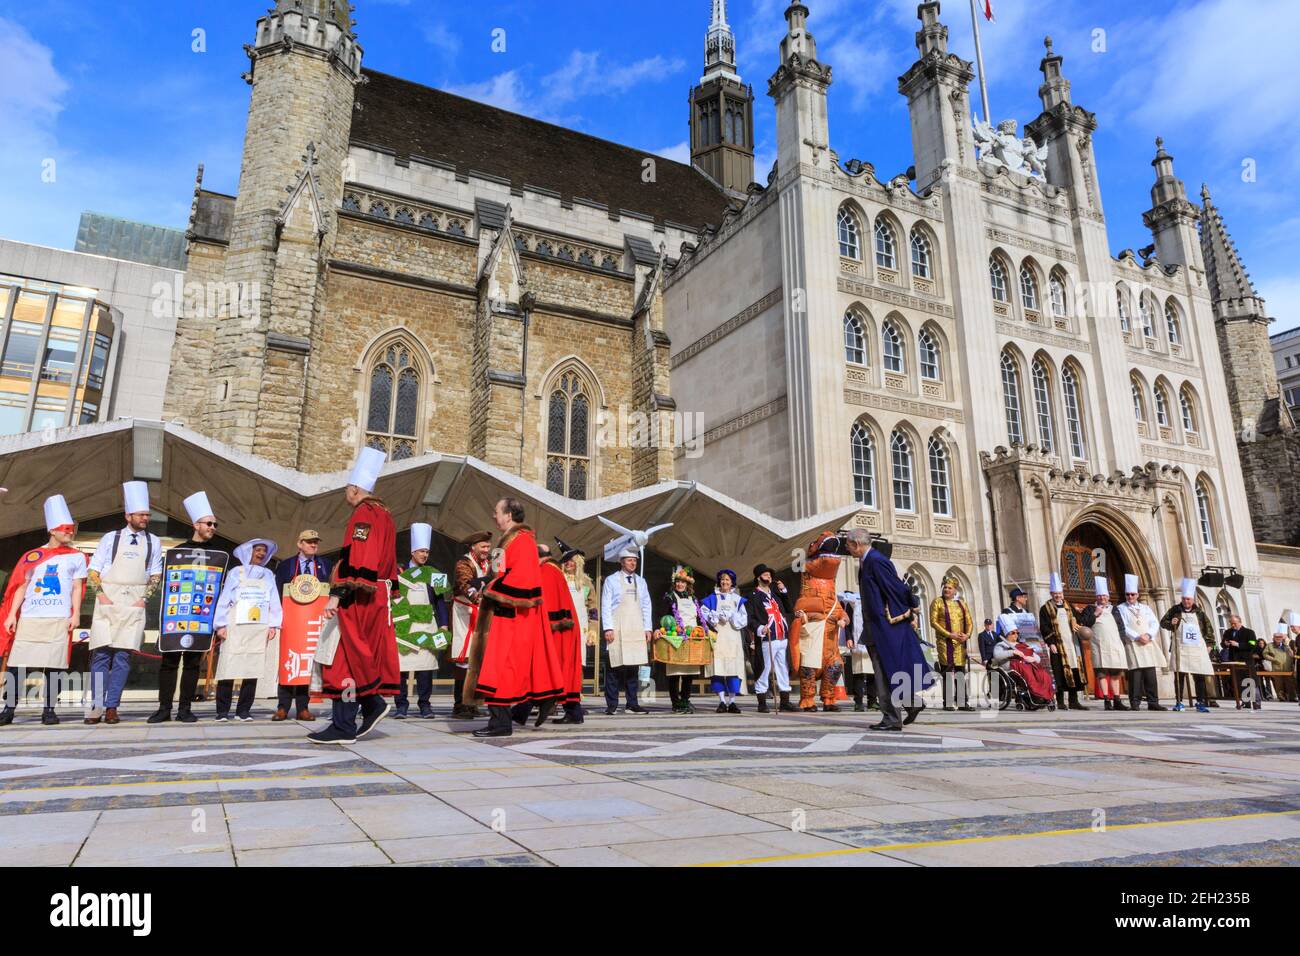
[539,558,582,705]
[465,526,562,707]
[1009,642,1054,701]
[320,498,401,699]
[0,546,81,658]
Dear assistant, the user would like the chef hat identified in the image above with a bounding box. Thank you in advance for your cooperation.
[618,545,638,560]
[348,447,385,493]
[1048,572,1063,593]
[183,491,215,524]
[123,481,150,514]
[1094,578,1111,598]
[1179,578,1197,600]
[1289,611,1300,628]
[44,494,74,531]
[1123,574,1139,594]
[1275,622,1289,637]
[410,522,432,552]
[998,614,1020,636]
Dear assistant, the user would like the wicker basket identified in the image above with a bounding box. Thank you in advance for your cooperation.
[653,635,713,666]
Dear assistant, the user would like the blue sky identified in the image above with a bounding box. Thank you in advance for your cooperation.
[2,0,1296,331]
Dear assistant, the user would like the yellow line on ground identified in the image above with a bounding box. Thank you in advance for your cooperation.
[691,807,1300,867]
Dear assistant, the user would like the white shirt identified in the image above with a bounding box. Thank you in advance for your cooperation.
[88,527,164,577]
[18,551,88,619]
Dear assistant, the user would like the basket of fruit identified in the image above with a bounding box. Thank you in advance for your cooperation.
[652,615,712,665]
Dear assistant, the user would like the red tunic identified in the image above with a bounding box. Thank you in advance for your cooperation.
[470,527,562,707]
[320,499,400,699]
[540,559,582,704]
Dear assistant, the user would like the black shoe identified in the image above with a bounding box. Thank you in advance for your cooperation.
[554,713,584,725]
[1111,699,1128,711]
[604,708,618,715]
[959,705,977,712]
[1103,698,1112,710]
[683,701,696,714]
[176,708,198,723]
[716,702,727,713]
[1206,699,1220,708]
[869,722,901,732]
[1148,703,1167,711]
[727,702,741,715]
[627,706,649,714]
[418,705,435,719]
[533,699,557,728]
[393,707,408,720]
[943,705,956,712]
[356,699,392,739]
[778,693,798,713]
[853,702,865,712]
[822,703,840,713]
[0,707,14,726]
[1069,701,1089,710]
[307,725,357,744]
[146,708,172,724]
[756,695,770,714]
[41,710,60,726]
[903,703,924,726]
[472,725,512,738]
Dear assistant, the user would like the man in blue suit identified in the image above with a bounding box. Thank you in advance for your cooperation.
[846,529,932,731]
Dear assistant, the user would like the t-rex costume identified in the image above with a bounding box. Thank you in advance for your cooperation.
[788,532,846,711]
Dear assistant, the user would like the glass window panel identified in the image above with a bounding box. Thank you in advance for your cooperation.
[393,368,419,437]
[569,460,587,500]
[546,458,565,495]
[547,392,567,454]
[367,365,392,432]
[569,393,589,456]
[0,399,26,436]
[850,423,875,508]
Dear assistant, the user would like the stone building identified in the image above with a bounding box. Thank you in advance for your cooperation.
[666,1,1280,635]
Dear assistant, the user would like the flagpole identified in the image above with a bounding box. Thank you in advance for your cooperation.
[968,0,992,123]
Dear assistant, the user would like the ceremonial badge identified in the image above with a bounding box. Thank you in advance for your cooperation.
[288,573,328,604]
[353,523,371,541]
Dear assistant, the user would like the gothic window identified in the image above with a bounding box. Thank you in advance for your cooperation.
[446,219,467,237]
[1032,359,1054,453]
[1214,593,1232,632]
[910,229,932,279]
[1195,479,1216,548]
[545,370,592,501]
[891,430,915,513]
[419,212,439,231]
[1049,274,1068,318]
[578,250,595,267]
[1180,388,1198,434]
[535,241,554,257]
[514,234,528,252]
[837,207,861,259]
[1140,294,1157,338]
[600,255,618,271]
[1154,384,1171,427]
[844,312,866,365]
[1062,365,1087,460]
[1117,287,1132,333]
[1001,352,1024,445]
[557,246,576,262]
[1019,264,1040,311]
[368,200,391,220]
[882,320,904,373]
[850,422,876,508]
[918,328,940,381]
[364,338,423,461]
[394,206,415,225]
[1164,300,1183,346]
[1132,380,1148,424]
[874,220,897,270]
[990,257,1009,303]
[342,193,361,212]
[905,572,929,645]
[928,436,952,517]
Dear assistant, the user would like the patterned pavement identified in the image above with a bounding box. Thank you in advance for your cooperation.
[1,697,1298,866]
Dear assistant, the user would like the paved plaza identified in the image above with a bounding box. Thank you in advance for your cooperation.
[2,699,1299,867]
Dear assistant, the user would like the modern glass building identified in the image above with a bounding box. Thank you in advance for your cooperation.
[0,274,118,436]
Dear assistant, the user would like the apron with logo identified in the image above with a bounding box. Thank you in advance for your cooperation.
[8,615,72,669]
[666,596,702,677]
[710,593,746,679]
[1119,604,1167,671]
[394,569,440,672]
[216,569,272,681]
[1090,609,1128,671]
[1174,615,1215,676]
[89,535,148,652]
[609,576,648,668]
[1055,605,1081,671]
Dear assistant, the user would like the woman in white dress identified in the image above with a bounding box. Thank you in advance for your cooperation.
[213,539,282,721]
[700,570,747,714]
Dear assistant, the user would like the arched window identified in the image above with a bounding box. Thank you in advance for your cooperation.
[1180,388,1198,434]
[928,436,952,517]
[874,219,897,270]
[1001,352,1024,445]
[364,338,423,461]
[1140,293,1157,338]
[837,207,861,259]
[535,240,554,257]
[1117,287,1132,333]
[990,257,1009,303]
[891,430,914,513]
[882,320,904,373]
[1049,274,1067,318]
[917,328,940,380]
[1031,359,1054,453]
[1195,480,1216,548]
[1019,264,1040,311]
[905,572,929,645]
[394,206,415,225]
[1214,593,1232,632]
[1164,300,1183,346]
[910,228,932,279]
[545,370,592,500]
[1062,366,1087,460]
[850,422,876,508]
[1132,380,1147,424]
[1154,384,1171,427]
[844,311,866,365]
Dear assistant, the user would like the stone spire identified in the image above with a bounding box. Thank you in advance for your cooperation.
[1142,137,1200,268]
[1037,35,1070,110]
[703,0,739,83]
[690,0,753,193]
[1200,184,1267,316]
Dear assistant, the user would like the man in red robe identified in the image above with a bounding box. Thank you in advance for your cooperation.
[509,543,582,729]
[465,497,562,737]
[309,448,401,744]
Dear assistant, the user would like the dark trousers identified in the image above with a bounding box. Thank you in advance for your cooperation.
[486,704,512,734]
[868,643,903,729]
[1049,654,1082,706]
[276,683,309,713]
[604,661,639,711]
[1128,666,1160,708]
[9,669,67,710]
[396,670,433,710]
[938,664,970,708]
[850,670,877,708]
[1173,673,1211,705]
[158,651,204,712]
[331,697,360,736]
[215,679,257,717]
[1238,657,1263,707]
[667,674,693,708]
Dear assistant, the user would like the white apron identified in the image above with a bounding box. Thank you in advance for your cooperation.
[1173,615,1215,677]
[568,580,589,674]
[395,573,439,674]
[847,644,873,674]
[451,600,475,662]
[216,570,272,681]
[88,538,148,652]
[7,615,72,669]
[609,577,648,668]
[1090,609,1128,671]
[710,593,746,679]
[1120,604,1168,671]
[798,617,829,671]
[666,596,702,677]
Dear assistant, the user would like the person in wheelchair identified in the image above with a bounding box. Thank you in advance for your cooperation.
[990,615,1056,710]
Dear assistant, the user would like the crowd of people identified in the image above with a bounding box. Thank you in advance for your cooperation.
[1,449,1297,739]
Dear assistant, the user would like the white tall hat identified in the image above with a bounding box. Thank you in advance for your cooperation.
[123,480,150,514]
[1094,578,1111,598]
[348,447,385,493]
[1123,573,1139,594]
[1275,622,1289,637]
[1179,578,1197,600]
[1048,571,1063,593]
[998,613,1020,636]
[1289,611,1300,628]
[410,522,432,552]
[44,494,73,531]
[183,491,215,524]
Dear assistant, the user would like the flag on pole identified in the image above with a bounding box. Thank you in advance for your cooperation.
[983,0,994,20]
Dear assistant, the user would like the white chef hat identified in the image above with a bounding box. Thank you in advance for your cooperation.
[1048,572,1063,593]
[183,491,215,524]
[1179,578,1197,600]
[1123,573,1139,594]
[998,614,1020,636]
[348,447,385,493]
[1275,621,1289,637]
[123,480,150,514]
[1094,578,1111,598]
[44,494,74,531]
[410,522,432,552]
[1289,611,1300,628]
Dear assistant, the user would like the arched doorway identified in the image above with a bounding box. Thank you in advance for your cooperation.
[1060,522,1131,608]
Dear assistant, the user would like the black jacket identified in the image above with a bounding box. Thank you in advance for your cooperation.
[1219,626,1262,663]
[745,586,791,642]
[274,553,334,593]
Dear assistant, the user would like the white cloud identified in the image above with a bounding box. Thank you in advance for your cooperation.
[1258,274,1300,333]
[654,141,690,164]
[422,21,461,60]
